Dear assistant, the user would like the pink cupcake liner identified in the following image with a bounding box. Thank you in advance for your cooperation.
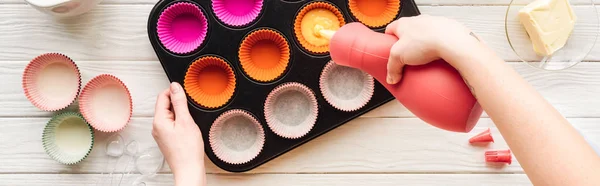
[157,2,209,54]
[22,53,81,111]
[264,82,318,139]
[212,0,263,27]
[79,74,132,132]
[319,61,374,112]
[209,109,265,165]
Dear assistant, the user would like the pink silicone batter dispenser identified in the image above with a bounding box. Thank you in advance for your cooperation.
[329,23,483,133]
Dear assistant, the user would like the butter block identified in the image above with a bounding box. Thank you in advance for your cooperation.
[518,0,577,56]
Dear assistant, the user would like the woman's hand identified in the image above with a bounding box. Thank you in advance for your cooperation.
[153,82,206,186]
[384,14,475,84]
[386,15,600,186]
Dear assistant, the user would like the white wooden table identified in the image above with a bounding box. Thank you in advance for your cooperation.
[1,0,599,185]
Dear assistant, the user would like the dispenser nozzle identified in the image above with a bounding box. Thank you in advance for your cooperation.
[319,29,336,40]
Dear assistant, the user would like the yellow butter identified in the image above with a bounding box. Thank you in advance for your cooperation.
[518,0,577,56]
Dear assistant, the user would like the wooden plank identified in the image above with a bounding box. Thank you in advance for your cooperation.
[1,117,598,174]
[2,61,600,118]
[5,0,600,5]
[0,4,155,61]
[0,5,599,61]
[0,174,533,186]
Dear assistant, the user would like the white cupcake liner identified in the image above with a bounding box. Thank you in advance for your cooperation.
[319,61,374,112]
[264,82,319,139]
[209,109,265,164]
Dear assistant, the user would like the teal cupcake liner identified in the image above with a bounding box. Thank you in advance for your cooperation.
[42,112,95,165]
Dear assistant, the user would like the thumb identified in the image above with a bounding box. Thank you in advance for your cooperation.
[169,82,193,122]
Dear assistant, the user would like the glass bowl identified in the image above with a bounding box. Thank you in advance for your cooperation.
[505,0,600,71]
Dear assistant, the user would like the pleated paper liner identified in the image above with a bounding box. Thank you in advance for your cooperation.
[320,61,374,112]
[22,53,81,112]
[239,28,290,82]
[293,1,346,54]
[157,2,209,54]
[212,0,264,27]
[184,56,236,109]
[264,82,318,139]
[79,74,133,133]
[348,0,400,28]
[209,109,265,165]
[42,112,94,165]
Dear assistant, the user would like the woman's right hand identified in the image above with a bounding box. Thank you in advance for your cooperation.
[384,14,477,84]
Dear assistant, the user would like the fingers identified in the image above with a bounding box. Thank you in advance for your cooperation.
[385,17,410,37]
[154,89,172,120]
[153,89,173,135]
[169,82,194,122]
[385,18,410,84]
[387,39,409,84]
[385,20,399,35]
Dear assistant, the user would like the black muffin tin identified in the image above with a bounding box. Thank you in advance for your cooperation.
[148,0,421,172]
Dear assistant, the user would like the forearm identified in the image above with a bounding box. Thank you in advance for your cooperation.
[442,39,600,185]
[174,163,207,186]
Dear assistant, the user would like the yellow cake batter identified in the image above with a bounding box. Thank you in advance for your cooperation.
[300,8,341,47]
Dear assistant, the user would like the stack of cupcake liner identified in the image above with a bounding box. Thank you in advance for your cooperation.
[22,53,133,165]
[42,112,94,165]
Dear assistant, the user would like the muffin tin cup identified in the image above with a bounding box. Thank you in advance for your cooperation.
[22,53,81,112]
[293,1,346,54]
[148,0,421,172]
[79,74,133,133]
[42,112,94,165]
[239,28,291,83]
[348,0,401,28]
[209,109,266,165]
[320,61,375,112]
[264,82,319,139]
[212,0,264,27]
[157,2,209,55]
[184,56,237,109]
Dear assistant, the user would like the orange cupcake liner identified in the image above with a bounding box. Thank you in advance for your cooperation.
[264,82,318,139]
[184,56,236,109]
[294,2,346,54]
[209,109,265,165]
[348,0,400,28]
[79,74,133,133]
[22,53,81,112]
[239,29,290,82]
